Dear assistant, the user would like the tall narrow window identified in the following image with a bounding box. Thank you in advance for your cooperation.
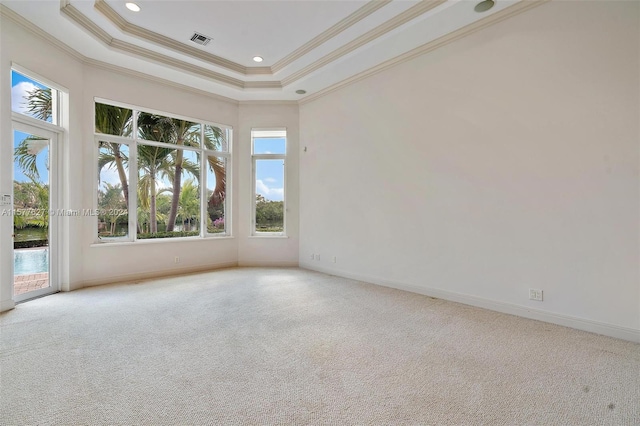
[10,67,65,301]
[251,129,286,235]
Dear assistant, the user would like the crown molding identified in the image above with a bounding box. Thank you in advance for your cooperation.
[83,59,240,105]
[238,100,299,106]
[94,0,269,76]
[60,2,281,90]
[62,0,449,90]
[282,0,448,87]
[0,4,239,105]
[271,0,392,74]
[0,4,85,62]
[93,0,390,77]
[2,0,548,105]
[300,0,550,105]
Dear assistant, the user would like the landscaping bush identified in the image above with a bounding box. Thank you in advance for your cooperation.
[137,231,200,239]
[14,239,48,249]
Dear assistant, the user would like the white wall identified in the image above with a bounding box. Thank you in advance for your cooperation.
[0,11,300,306]
[80,67,241,286]
[0,14,84,309]
[299,1,640,341]
[237,103,300,266]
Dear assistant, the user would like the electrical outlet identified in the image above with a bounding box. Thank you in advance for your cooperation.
[315,254,320,261]
[332,256,337,263]
[310,253,315,260]
[529,288,543,301]
[174,256,180,264]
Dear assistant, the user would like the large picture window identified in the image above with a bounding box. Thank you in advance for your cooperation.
[251,129,286,235]
[95,101,231,242]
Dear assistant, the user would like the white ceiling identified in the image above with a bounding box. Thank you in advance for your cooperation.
[0,0,538,101]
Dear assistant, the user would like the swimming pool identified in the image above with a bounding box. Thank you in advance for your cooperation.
[14,248,49,275]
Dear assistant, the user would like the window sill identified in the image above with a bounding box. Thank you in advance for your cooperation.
[248,234,288,239]
[91,235,234,248]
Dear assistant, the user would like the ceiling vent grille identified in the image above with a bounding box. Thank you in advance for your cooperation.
[190,32,211,46]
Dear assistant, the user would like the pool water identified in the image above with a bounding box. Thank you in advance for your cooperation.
[14,249,49,275]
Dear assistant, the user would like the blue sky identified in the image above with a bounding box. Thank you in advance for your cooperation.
[13,130,50,184]
[11,70,49,120]
[254,137,285,202]
[12,70,285,200]
[12,71,50,184]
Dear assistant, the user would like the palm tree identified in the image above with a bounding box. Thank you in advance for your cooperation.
[23,91,228,237]
[25,87,52,121]
[14,88,52,184]
[14,135,49,182]
[137,143,174,234]
[98,183,126,235]
[95,104,133,206]
[175,179,200,231]
[136,115,223,232]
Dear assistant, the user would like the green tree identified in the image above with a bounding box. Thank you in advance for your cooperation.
[25,87,52,121]
[137,144,174,234]
[24,92,228,237]
[98,183,127,235]
[96,104,133,206]
[176,179,200,231]
[136,114,225,232]
[255,194,284,231]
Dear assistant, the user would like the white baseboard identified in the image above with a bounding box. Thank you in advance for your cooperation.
[0,298,16,313]
[300,262,640,344]
[79,261,238,288]
[238,260,299,268]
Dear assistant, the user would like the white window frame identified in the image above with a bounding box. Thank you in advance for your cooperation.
[9,65,67,301]
[251,128,286,237]
[11,64,61,127]
[93,98,233,244]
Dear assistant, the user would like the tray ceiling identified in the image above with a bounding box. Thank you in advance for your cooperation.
[0,0,544,101]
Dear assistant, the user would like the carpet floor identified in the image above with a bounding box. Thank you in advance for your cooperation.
[1,267,638,425]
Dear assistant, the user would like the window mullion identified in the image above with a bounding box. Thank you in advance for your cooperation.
[129,110,138,241]
[94,101,231,243]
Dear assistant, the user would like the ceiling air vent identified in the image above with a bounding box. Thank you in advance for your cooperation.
[190,32,212,46]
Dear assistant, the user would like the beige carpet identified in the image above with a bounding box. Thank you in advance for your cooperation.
[1,267,638,425]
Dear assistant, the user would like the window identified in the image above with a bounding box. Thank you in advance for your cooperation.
[11,69,60,125]
[251,129,286,235]
[95,101,232,242]
[10,67,66,300]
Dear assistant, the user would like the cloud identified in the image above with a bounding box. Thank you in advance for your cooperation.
[11,82,38,114]
[256,179,283,201]
[263,177,277,184]
[271,188,284,199]
[99,167,121,186]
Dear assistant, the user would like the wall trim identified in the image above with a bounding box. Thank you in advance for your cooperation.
[2,0,547,102]
[238,100,299,106]
[0,5,240,106]
[94,0,263,75]
[238,261,299,268]
[300,0,549,105]
[0,4,85,62]
[84,60,240,105]
[0,299,16,313]
[60,2,280,89]
[78,261,239,289]
[272,0,392,74]
[300,262,640,344]
[282,0,447,87]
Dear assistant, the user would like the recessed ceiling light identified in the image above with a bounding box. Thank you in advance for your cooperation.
[125,2,140,12]
[474,0,494,13]
[253,56,263,63]
[296,90,307,95]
